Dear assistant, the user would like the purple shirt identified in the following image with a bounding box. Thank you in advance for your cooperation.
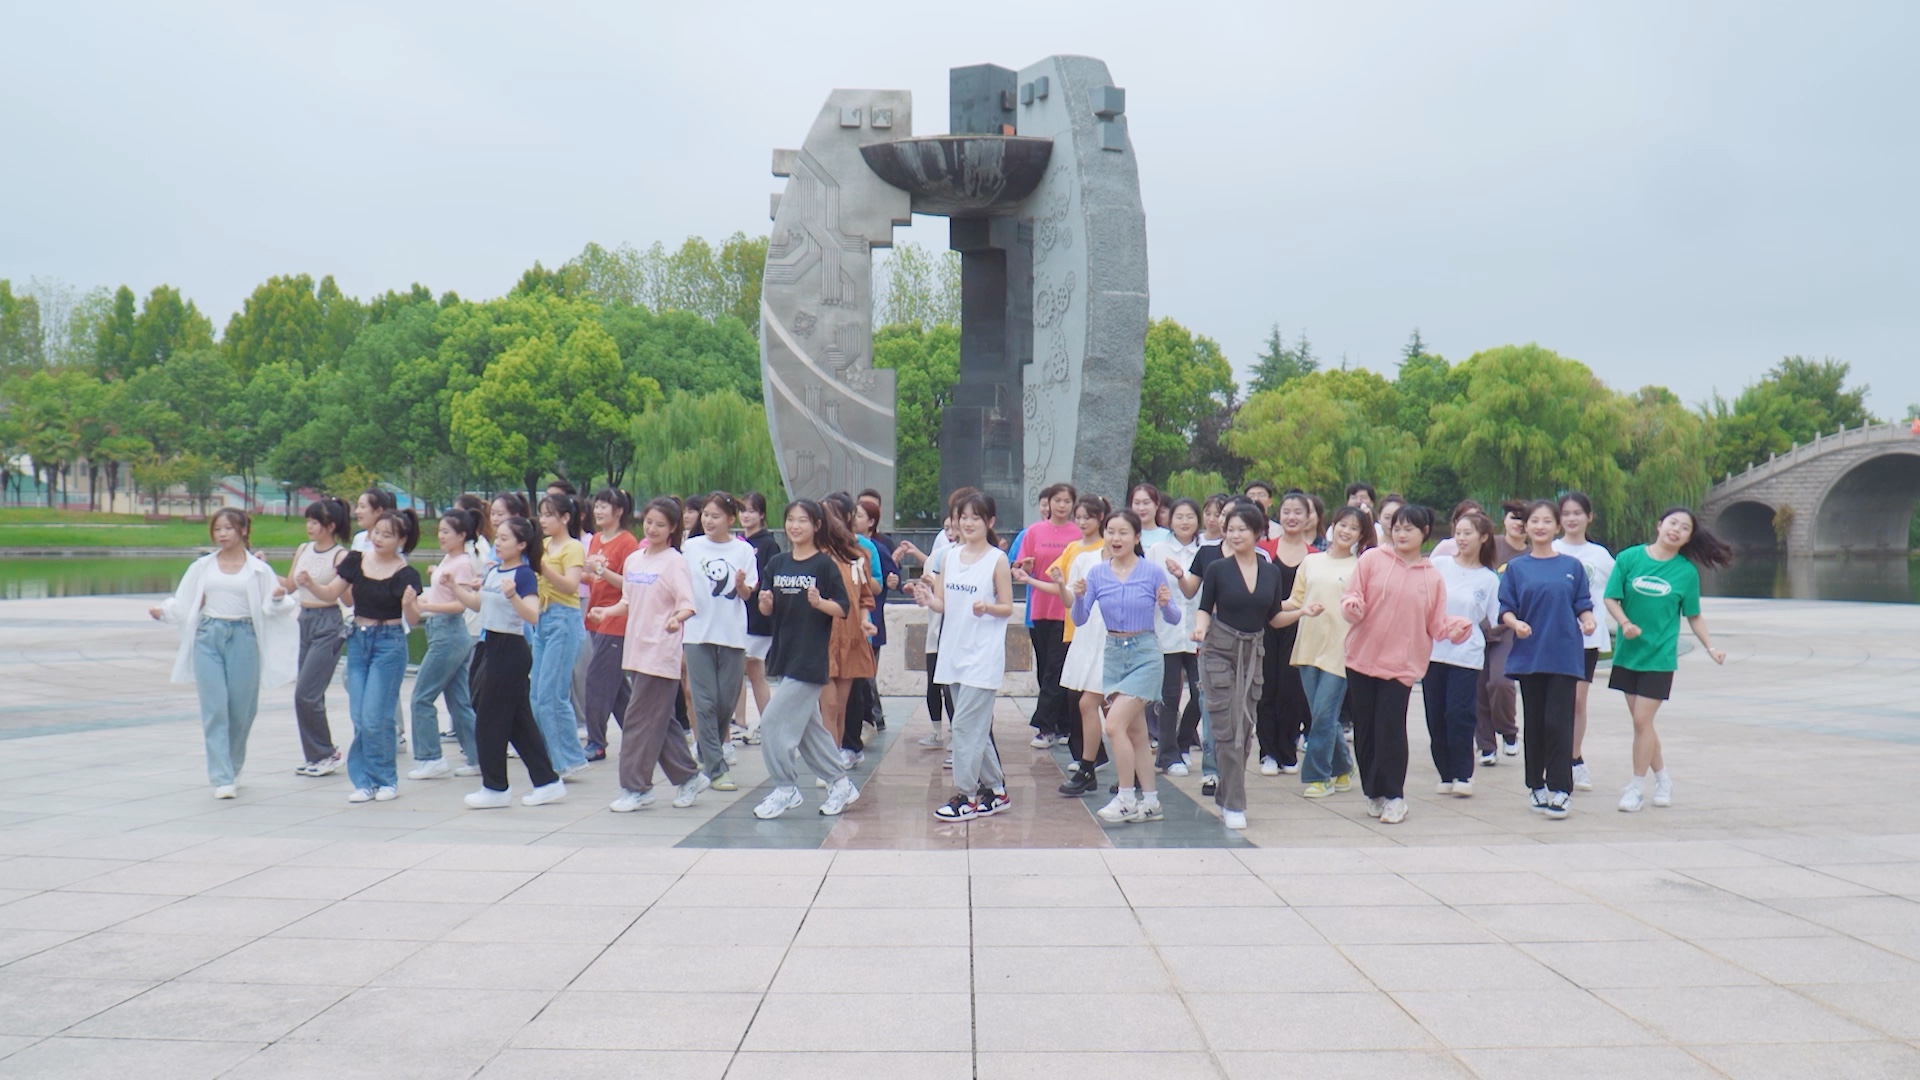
[1072,559,1182,633]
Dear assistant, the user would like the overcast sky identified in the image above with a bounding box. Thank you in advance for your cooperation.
[3,1,1914,414]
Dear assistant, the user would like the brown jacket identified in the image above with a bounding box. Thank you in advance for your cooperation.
[827,555,877,679]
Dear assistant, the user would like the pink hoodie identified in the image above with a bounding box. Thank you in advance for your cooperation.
[1340,547,1460,686]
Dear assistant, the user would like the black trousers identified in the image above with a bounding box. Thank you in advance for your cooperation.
[1422,662,1479,784]
[1346,670,1412,801]
[1155,652,1201,769]
[842,643,880,752]
[1029,619,1069,736]
[924,651,954,727]
[1256,626,1308,765]
[471,634,558,793]
[1517,672,1577,795]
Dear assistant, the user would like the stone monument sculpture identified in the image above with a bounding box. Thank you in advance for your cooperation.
[761,56,1147,530]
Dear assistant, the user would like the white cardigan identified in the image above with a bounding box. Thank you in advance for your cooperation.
[157,552,300,689]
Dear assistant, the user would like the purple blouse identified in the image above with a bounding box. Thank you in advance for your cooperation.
[1071,559,1182,633]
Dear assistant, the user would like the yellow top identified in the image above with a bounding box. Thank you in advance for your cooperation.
[538,537,585,608]
[1288,550,1357,676]
[1048,537,1104,643]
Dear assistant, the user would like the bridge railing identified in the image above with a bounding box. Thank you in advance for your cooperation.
[1710,420,1914,498]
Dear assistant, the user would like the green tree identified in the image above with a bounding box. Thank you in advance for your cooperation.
[1163,468,1231,502]
[1615,386,1714,548]
[1133,317,1236,485]
[0,280,46,377]
[1708,356,1875,477]
[597,306,760,400]
[874,242,961,331]
[1226,371,1419,502]
[1247,324,1318,396]
[1393,336,1469,508]
[871,323,960,525]
[222,274,365,376]
[128,285,215,372]
[92,286,139,380]
[566,233,770,332]
[626,389,786,505]
[1428,344,1630,511]
[450,319,659,496]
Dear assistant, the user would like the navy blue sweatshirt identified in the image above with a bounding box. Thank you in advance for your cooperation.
[1498,552,1593,679]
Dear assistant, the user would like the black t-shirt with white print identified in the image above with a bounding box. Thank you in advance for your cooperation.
[764,550,849,684]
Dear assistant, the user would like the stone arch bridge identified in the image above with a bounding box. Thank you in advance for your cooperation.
[1703,421,1920,555]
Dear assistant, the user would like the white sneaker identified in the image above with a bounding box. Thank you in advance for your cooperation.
[816,776,829,788]
[1572,762,1593,791]
[672,774,712,808]
[1381,798,1408,824]
[212,785,237,800]
[1502,738,1519,757]
[1366,797,1385,818]
[608,789,652,813]
[1479,750,1498,767]
[577,724,588,740]
[722,742,738,766]
[1260,757,1281,776]
[1166,762,1189,777]
[1619,781,1646,813]
[560,762,590,780]
[918,729,945,747]
[1279,762,1300,775]
[297,750,343,777]
[465,787,512,809]
[1055,735,1071,747]
[1530,787,1551,812]
[1132,797,1163,823]
[1222,809,1248,830]
[1452,778,1474,797]
[408,758,452,781]
[348,788,374,803]
[1096,794,1139,823]
[1542,791,1570,820]
[454,762,481,777]
[754,786,804,819]
[942,754,953,770]
[522,781,566,806]
[819,777,860,816]
[373,786,397,802]
[1030,732,1052,749]
[1651,772,1673,807]
[1436,780,1454,795]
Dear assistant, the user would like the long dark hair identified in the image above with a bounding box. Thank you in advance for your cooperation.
[951,491,1001,550]
[641,497,685,551]
[784,499,825,550]
[1454,511,1499,569]
[1658,506,1735,570]
[492,491,531,520]
[304,497,350,544]
[818,492,866,563]
[592,486,635,530]
[359,487,396,514]
[1327,505,1376,554]
[539,493,584,539]
[440,507,480,551]
[1105,507,1146,556]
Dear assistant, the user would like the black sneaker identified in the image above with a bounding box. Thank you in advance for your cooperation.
[1200,775,1218,796]
[976,787,1011,817]
[934,794,978,821]
[1057,763,1097,796]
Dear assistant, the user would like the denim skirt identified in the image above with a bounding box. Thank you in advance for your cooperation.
[1102,632,1162,701]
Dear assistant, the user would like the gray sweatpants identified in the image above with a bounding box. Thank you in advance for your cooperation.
[949,684,1005,796]
[684,642,744,780]
[294,606,348,763]
[760,677,847,791]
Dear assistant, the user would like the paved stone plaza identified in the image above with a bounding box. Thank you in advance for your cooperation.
[1,594,1919,1078]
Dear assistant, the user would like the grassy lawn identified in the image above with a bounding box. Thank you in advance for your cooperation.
[0,508,311,549]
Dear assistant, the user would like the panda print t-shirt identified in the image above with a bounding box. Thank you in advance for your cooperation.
[680,534,760,650]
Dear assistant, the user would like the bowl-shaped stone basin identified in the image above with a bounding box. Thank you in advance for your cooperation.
[860,135,1053,216]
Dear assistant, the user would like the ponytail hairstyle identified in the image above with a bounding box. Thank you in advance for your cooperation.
[1447,498,1484,528]
[741,491,769,526]
[703,490,739,530]
[454,492,487,518]
[304,497,351,544]
[1659,506,1735,571]
[641,496,685,551]
[492,490,530,523]
[1127,482,1164,518]
[1522,499,1561,534]
[501,515,543,574]
[441,507,481,549]
[1105,507,1146,556]
[538,492,584,539]
[1225,503,1268,539]
[360,486,397,514]
[951,490,1002,550]
[1455,512,1499,569]
[591,486,635,531]
[375,508,421,554]
[818,491,866,563]
[1327,505,1376,554]
[1071,493,1108,531]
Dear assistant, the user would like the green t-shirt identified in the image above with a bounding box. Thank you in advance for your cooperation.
[1603,545,1701,673]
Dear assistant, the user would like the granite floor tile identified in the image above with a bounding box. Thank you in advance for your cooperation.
[743,992,972,1051]
[511,989,759,1050]
[0,1035,262,1080]
[1216,1049,1475,1080]
[724,1051,973,1080]
[1596,984,1881,1044]
[774,945,971,994]
[1187,990,1434,1051]
[69,979,350,1041]
[1391,987,1659,1048]
[1517,939,1767,988]
[976,991,1202,1052]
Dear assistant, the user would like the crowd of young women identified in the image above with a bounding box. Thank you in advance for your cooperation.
[154,476,1733,831]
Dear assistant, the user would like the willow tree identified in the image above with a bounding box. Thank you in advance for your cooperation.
[1226,370,1418,503]
[1427,344,1629,512]
[1614,386,1713,548]
[627,389,786,510]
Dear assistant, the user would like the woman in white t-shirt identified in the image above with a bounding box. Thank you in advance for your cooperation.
[913,492,1014,820]
[1425,511,1502,797]
[680,492,759,791]
[1552,491,1615,792]
[1148,499,1203,774]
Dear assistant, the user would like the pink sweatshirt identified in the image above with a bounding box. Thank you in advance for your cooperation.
[618,545,695,679]
[1340,547,1455,686]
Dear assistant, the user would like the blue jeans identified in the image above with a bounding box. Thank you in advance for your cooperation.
[410,614,476,765]
[193,618,259,786]
[1298,665,1353,783]
[345,623,408,791]
[530,604,588,772]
